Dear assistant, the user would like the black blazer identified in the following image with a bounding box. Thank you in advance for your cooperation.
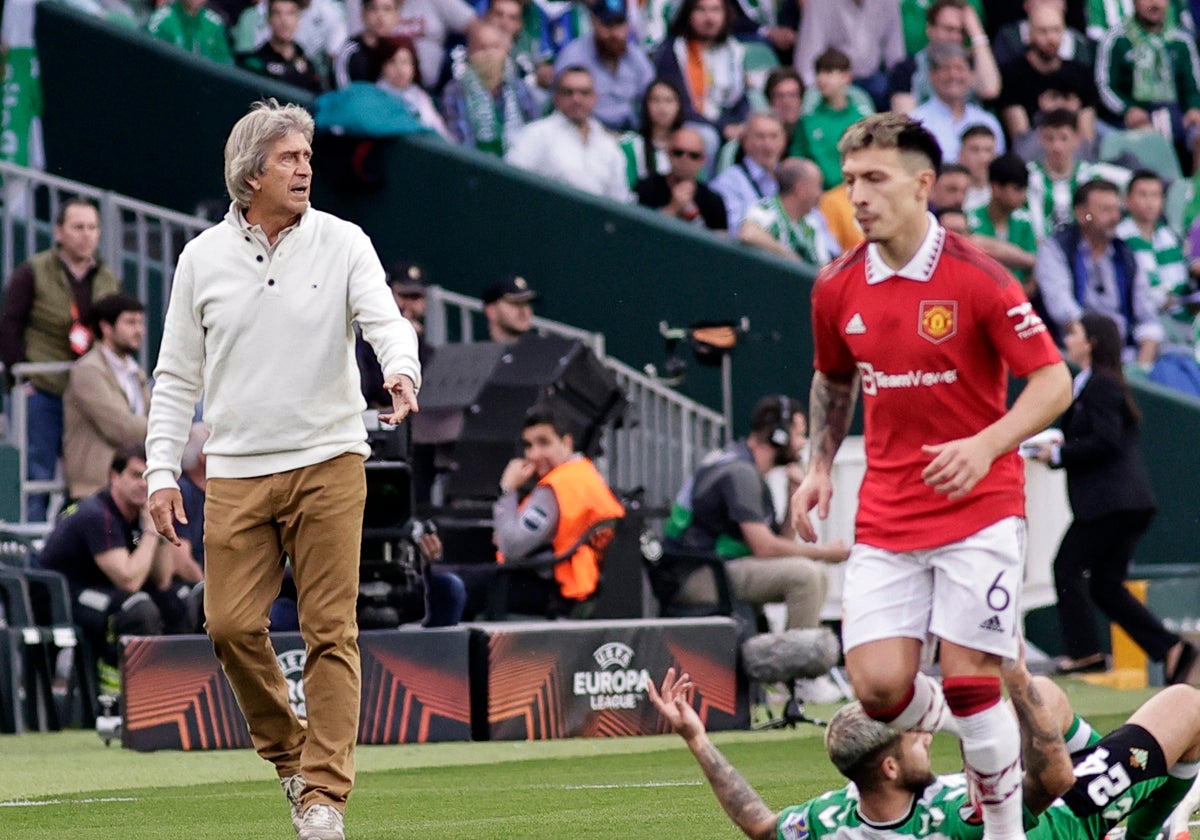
[1055,371,1156,521]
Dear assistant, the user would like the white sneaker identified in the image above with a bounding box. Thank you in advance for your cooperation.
[794,674,846,704]
[298,803,345,840]
[281,775,305,834]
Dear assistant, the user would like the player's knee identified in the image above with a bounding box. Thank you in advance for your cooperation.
[852,679,912,715]
[205,610,270,646]
[114,592,165,636]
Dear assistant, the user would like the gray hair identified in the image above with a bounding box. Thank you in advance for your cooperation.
[181,422,210,472]
[776,158,820,195]
[927,42,969,71]
[824,701,903,779]
[224,99,314,208]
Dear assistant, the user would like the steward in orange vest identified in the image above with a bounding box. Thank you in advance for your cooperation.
[495,407,625,602]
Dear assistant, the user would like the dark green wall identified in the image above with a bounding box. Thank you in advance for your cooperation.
[33,1,1200,572]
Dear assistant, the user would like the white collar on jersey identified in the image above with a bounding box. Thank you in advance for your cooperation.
[865,212,945,285]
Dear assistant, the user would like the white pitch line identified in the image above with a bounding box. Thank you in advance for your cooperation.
[559,781,704,790]
[0,797,138,808]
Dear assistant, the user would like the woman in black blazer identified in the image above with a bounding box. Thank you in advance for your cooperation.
[1035,313,1196,681]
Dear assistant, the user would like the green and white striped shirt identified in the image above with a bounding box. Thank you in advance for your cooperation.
[1116,216,1193,344]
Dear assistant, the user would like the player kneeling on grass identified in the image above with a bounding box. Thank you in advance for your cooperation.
[648,652,1200,840]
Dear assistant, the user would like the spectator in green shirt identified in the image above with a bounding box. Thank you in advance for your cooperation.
[147,0,234,64]
[967,153,1040,285]
[789,47,871,189]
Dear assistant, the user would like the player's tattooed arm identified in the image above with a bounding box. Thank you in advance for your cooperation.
[808,370,859,474]
[692,739,778,840]
[1008,675,1075,815]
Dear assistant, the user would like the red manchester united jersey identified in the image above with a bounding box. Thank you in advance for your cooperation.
[811,219,1061,551]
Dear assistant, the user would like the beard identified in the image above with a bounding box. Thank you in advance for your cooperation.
[901,768,937,796]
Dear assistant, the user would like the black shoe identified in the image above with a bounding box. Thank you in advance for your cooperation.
[1167,641,1198,685]
[1055,653,1110,674]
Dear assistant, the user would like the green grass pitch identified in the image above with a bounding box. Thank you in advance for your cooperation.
[0,681,1167,839]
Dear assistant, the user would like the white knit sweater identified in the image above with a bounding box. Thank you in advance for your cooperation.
[145,204,421,493]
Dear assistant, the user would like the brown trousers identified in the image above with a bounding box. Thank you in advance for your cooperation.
[204,453,366,810]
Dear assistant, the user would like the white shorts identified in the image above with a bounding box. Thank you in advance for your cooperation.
[841,516,1025,659]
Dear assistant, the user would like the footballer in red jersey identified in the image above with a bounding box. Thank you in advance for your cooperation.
[790,112,1072,840]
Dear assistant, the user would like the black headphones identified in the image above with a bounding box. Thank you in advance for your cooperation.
[770,395,792,449]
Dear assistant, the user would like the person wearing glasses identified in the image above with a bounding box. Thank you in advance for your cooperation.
[505,65,632,201]
[635,126,728,231]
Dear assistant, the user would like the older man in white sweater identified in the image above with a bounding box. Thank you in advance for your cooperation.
[145,100,420,840]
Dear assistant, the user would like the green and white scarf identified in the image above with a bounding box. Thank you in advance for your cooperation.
[461,65,526,157]
[1127,22,1178,104]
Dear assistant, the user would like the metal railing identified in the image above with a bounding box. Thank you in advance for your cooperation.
[0,164,725,519]
[424,286,726,509]
[0,161,210,372]
[6,361,73,524]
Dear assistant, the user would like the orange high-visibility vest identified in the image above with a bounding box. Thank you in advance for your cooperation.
[499,458,625,600]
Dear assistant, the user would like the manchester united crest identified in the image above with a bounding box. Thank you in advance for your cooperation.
[919,300,958,344]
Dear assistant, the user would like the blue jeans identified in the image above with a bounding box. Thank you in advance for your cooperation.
[25,387,63,521]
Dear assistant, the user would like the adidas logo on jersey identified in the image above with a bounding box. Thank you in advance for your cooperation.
[845,313,866,334]
[978,615,1004,633]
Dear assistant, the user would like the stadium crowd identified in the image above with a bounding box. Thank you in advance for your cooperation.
[49,0,1200,394]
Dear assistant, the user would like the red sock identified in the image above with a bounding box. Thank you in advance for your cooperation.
[943,675,1000,718]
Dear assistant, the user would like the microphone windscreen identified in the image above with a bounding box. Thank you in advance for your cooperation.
[741,628,840,683]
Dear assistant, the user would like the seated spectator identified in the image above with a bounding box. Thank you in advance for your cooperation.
[899,0,984,54]
[480,0,544,87]
[966,153,1040,289]
[790,47,871,190]
[373,35,454,138]
[764,67,804,151]
[727,0,798,58]
[910,43,1005,163]
[237,0,327,93]
[231,0,347,82]
[708,111,785,227]
[441,21,539,155]
[887,0,1000,115]
[958,123,998,210]
[930,162,971,213]
[395,0,477,89]
[37,445,196,694]
[652,0,749,153]
[63,293,151,504]
[996,0,1097,145]
[663,395,848,628]
[505,65,633,201]
[333,0,400,88]
[484,274,538,343]
[1116,169,1195,345]
[1025,108,1126,237]
[553,0,654,132]
[793,0,905,112]
[738,158,837,265]
[1096,0,1200,172]
[147,0,234,63]
[636,126,728,231]
[359,261,433,407]
[451,405,625,619]
[1034,179,1165,365]
[1085,0,1189,43]
[619,78,684,188]
[991,0,1093,69]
